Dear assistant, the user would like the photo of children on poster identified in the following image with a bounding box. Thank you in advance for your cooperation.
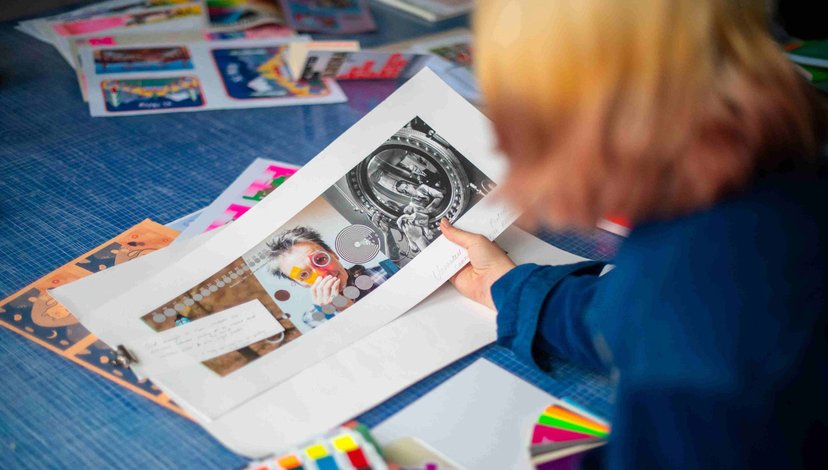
[140,116,495,376]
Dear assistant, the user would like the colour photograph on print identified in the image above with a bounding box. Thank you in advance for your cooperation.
[101,76,205,112]
[212,46,331,99]
[139,116,494,377]
[203,164,298,233]
[52,4,203,36]
[281,0,376,34]
[430,41,473,71]
[94,46,193,74]
[206,0,286,30]
[285,0,360,31]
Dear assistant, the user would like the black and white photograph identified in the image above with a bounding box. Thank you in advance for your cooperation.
[324,116,495,267]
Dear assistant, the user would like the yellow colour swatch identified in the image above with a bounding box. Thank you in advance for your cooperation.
[332,434,359,452]
[305,443,328,459]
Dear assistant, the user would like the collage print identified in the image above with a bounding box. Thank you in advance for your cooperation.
[0,220,186,417]
[139,116,496,377]
[175,159,299,240]
[81,38,345,115]
[407,30,479,103]
[206,0,289,32]
[280,0,376,34]
[206,0,376,35]
[50,1,204,37]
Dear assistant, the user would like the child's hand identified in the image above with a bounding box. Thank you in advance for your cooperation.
[440,219,515,310]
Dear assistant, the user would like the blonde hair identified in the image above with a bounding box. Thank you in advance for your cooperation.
[475,0,826,228]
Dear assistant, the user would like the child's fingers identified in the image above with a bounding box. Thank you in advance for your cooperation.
[440,218,486,249]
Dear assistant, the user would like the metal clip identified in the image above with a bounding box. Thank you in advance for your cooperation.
[112,344,138,368]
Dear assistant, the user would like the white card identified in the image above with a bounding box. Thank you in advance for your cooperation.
[373,359,557,470]
[79,37,346,116]
[131,299,285,373]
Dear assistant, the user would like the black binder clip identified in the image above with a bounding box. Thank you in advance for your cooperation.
[113,344,138,368]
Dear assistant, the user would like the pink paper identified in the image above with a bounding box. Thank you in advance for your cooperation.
[53,17,126,36]
[531,425,594,445]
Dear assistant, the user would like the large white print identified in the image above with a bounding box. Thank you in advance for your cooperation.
[57,69,515,421]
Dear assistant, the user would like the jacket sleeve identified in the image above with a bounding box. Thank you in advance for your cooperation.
[491,261,610,373]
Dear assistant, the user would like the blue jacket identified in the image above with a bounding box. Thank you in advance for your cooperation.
[492,169,827,468]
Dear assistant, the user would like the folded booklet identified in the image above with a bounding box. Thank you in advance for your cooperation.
[53,69,517,423]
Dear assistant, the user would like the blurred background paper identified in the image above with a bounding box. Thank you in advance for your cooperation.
[175,158,299,242]
[373,359,557,470]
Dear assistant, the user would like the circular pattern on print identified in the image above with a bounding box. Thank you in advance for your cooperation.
[335,225,382,264]
[342,286,360,300]
[183,298,194,306]
[164,308,176,318]
[152,313,166,323]
[354,275,374,291]
[321,304,336,314]
[345,126,478,232]
[174,303,185,312]
[332,295,349,308]
[312,311,325,321]
[274,290,291,301]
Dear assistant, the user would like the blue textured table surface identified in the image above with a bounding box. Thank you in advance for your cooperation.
[0,3,617,468]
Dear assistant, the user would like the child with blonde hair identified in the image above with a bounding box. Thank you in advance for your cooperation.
[441,0,827,467]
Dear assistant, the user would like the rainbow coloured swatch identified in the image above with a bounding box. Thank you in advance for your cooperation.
[530,403,610,469]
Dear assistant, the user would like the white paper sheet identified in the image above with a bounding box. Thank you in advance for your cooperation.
[372,359,557,470]
[54,221,587,457]
[131,299,285,372]
[79,37,346,116]
[58,69,516,421]
[52,230,218,324]
[203,227,586,457]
